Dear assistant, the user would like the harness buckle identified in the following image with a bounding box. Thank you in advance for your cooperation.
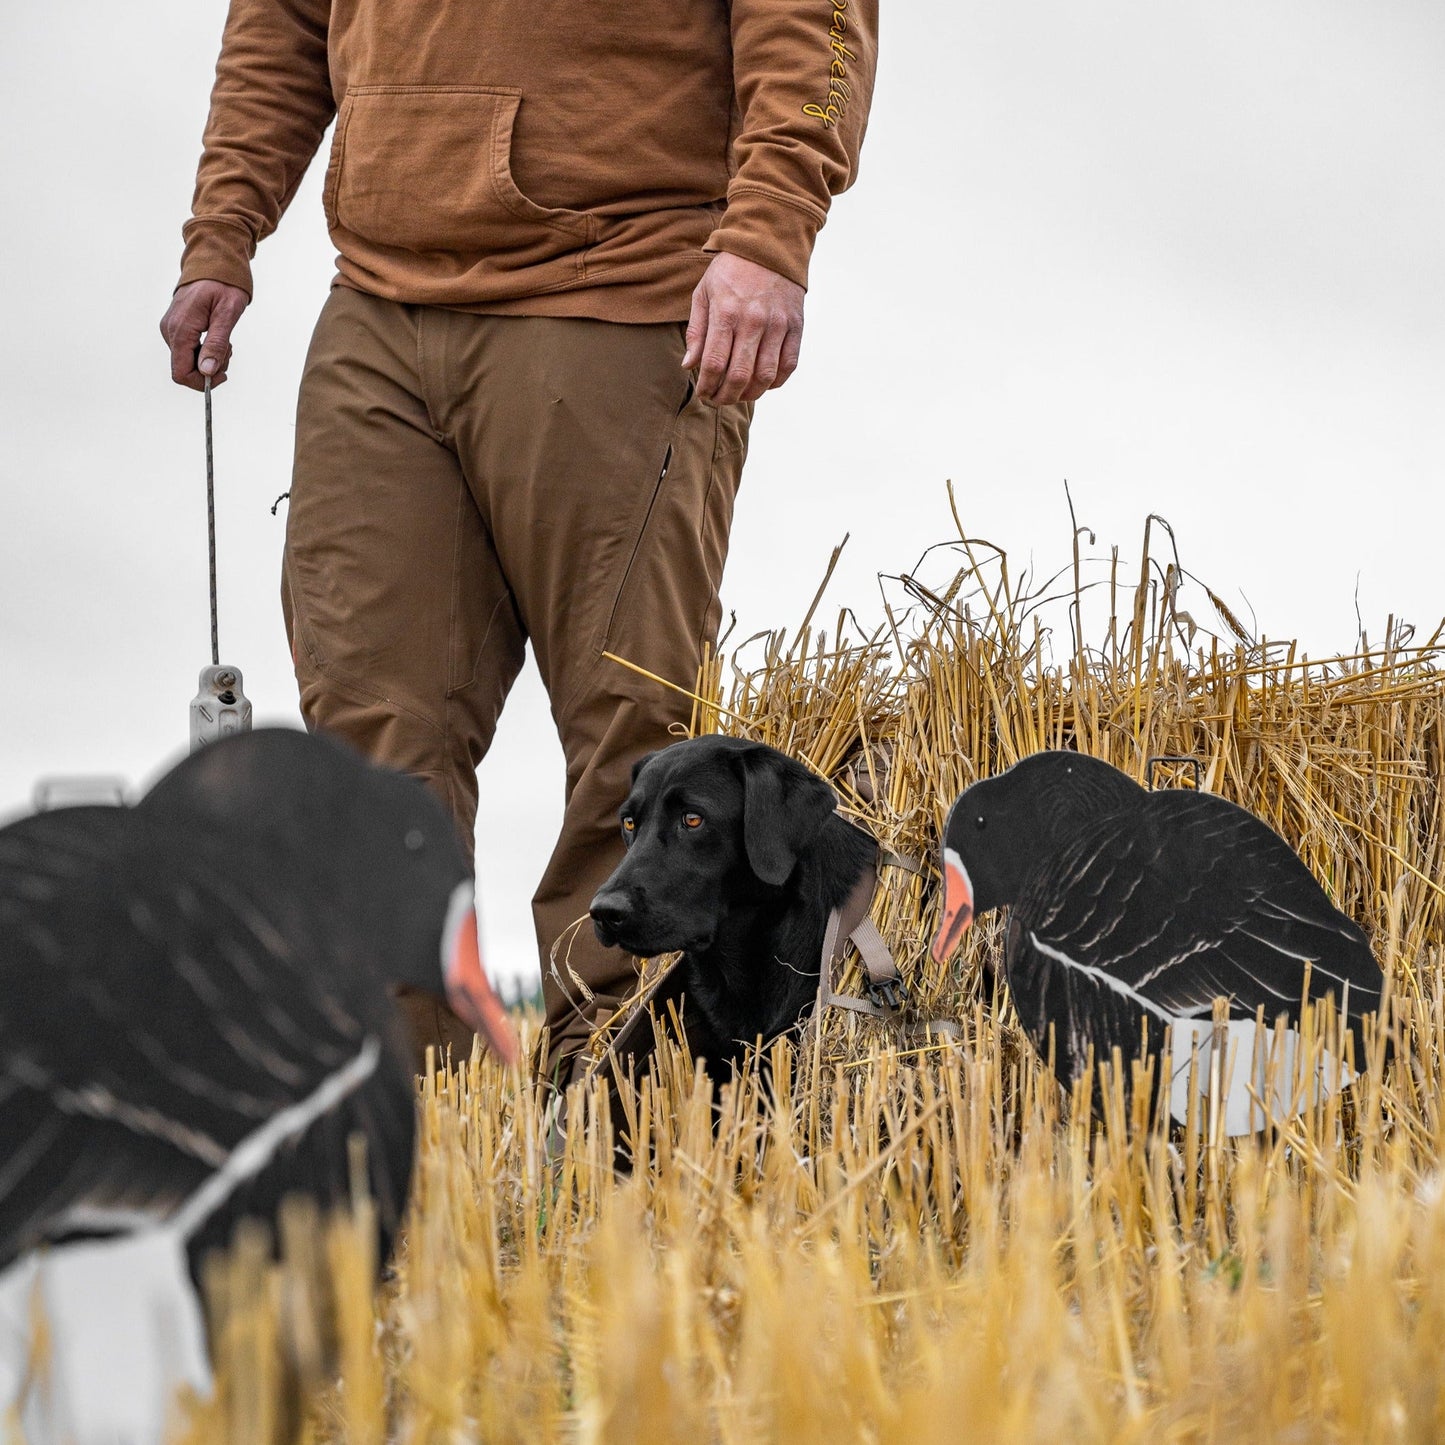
[865,977,906,1012]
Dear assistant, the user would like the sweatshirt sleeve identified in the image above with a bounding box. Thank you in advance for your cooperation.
[705,0,878,290]
[177,0,335,296]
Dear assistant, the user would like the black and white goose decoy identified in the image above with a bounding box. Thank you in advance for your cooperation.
[0,728,517,1442]
[931,750,1384,1134]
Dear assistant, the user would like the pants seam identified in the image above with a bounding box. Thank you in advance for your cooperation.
[441,466,463,806]
[450,589,519,699]
[415,308,446,439]
[693,423,724,657]
[302,662,447,741]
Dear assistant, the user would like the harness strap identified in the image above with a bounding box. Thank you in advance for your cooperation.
[879,848,925,878]
[852,916,897,986]
[818,846,922,1018]
[829,866,880,971]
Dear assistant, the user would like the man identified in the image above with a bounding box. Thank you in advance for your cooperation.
[160,1,877,1080]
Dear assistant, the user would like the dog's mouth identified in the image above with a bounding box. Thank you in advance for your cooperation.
[591,912,713,957]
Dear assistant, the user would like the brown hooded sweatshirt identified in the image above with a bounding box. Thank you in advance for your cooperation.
[178,0,877,321]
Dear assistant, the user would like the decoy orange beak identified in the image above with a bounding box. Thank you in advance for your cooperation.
[443,896,520,1067]
[931,847,974,965]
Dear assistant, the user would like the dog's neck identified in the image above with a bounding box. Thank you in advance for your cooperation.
[681,814,877,1059]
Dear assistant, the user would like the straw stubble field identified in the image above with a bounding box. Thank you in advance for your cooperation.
[181,516,1445,1443]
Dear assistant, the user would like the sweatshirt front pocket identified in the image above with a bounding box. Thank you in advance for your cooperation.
[325,85,595,262]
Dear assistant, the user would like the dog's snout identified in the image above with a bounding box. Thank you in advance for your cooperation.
[589,885,632,947]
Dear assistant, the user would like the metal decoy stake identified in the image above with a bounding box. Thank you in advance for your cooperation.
[189,377,252,751]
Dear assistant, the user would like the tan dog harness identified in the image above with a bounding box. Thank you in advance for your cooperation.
[818,847,920,1018]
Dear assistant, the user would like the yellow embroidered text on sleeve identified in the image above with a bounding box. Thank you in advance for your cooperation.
[802,2,853,129]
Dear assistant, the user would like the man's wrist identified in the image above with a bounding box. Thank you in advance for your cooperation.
[177,219,256,299]
[704,188,822,292]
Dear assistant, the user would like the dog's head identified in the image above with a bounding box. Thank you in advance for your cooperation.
[589,736,838,956]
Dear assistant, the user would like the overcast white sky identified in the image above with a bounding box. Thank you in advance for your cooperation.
[2,2,1442,984]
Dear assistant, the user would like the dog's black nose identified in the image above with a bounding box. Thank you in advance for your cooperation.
[589,887,631,947]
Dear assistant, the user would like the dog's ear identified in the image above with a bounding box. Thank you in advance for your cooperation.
[737,747,838,886]
[629,752,657,788]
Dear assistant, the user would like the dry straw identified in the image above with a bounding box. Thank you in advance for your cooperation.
[173,508,1444,1442]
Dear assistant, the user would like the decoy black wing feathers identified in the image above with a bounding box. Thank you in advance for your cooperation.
[0,806,133,918]
[1020,791,1380,1025]
[1002,913,1173,1096]
[0,821,405,1272]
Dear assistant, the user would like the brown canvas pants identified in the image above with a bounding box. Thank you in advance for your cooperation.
[281,286,750,1075]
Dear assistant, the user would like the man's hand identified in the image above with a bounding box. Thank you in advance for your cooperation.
[160,280,251,390]
[682,253,804,407]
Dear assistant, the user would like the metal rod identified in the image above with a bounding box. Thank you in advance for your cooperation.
[204,376,219,667]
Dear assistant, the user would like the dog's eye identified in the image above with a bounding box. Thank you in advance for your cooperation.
[621,816,636,838]
[974,815,986,831]
[682,812,704,830]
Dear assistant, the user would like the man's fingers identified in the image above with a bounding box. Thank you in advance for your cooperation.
[196,340,230,379]
[197,290,245,380]
[682,282,711,372]
[712,311,765,407]
[738,320,789,404]
[694,311,736,404]
[199,350,232,388]
[161,281,250,391]
[684,254,806,406]
[167,327,204,388]
[164,294,206,387]
[773,322,804,391]
[196,339,232,385]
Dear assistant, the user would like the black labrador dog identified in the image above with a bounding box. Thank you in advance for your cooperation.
[589,735,877,1069]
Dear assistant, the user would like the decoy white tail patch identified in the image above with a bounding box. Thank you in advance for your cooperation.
[0,1036,383,1441]
[0,1231,210,1445]
[1166,1018,1355,1138]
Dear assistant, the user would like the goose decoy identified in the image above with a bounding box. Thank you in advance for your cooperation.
[931,750,1384,1134]
[0,728,517,1442]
